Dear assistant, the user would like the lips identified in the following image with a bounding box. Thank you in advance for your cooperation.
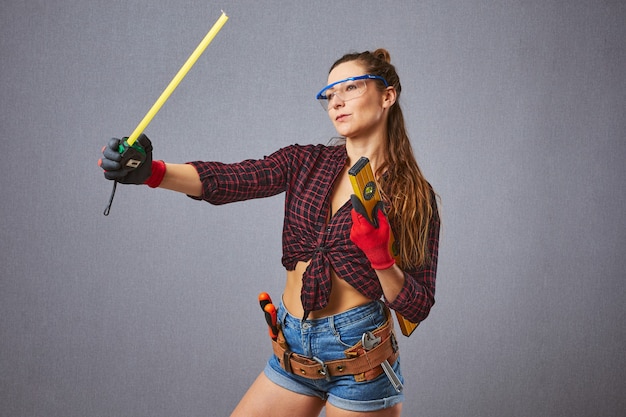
[335,114,350,122]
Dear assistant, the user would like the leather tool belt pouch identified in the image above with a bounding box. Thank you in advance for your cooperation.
[271,306,399,382]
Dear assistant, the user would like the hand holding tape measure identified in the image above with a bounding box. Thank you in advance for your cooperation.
[101,11,229,215]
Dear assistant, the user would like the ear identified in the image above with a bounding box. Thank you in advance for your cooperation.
[381,86,397,109]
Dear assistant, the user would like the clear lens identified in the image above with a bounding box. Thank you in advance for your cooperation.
[318,79,368,110]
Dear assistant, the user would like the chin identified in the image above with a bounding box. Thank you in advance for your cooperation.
[333,126,353,138]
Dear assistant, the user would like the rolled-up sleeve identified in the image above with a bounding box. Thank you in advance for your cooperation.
[186,146,295,204]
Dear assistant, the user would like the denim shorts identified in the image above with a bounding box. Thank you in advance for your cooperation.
[264,300,404,412]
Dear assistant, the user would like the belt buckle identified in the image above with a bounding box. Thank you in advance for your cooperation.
[312,356,331,381]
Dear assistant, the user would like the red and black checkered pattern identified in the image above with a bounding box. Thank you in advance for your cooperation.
[188,143,438,323]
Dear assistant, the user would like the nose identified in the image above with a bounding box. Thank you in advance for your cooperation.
[329,95,345,110]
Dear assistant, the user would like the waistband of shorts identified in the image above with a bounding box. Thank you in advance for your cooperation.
[279,299,385,330]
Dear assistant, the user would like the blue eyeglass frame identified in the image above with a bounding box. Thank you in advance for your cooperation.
[315,74,389,100]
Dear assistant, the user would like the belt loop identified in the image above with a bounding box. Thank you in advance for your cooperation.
[283,350,293,373]
[328,315,337,336]
[277,301,288,325]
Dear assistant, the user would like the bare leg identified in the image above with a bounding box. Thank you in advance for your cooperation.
[230,372,325,417]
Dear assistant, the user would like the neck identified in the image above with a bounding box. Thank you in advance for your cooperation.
[345,135,386,172]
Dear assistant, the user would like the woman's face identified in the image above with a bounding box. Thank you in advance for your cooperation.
[324,61,394,140]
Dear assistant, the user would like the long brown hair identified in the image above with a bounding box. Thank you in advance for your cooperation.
[330,49,439,269]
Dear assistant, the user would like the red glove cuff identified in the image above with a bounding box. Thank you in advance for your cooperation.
[368,253,396,270]
[144,160,166,188]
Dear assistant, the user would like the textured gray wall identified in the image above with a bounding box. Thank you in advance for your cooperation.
[1,1,624,416]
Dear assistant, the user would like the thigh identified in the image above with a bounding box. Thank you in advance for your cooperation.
[326,402,402,417]
[230,372,325,417]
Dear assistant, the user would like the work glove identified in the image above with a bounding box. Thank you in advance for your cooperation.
[350,195,396,270]
[99,134,153,184]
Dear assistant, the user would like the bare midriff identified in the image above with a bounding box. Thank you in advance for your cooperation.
[282,260,371,319]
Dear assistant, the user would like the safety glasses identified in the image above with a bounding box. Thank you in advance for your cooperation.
[315,74,389,110]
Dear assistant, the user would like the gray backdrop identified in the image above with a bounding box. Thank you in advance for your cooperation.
[1,1,624,416]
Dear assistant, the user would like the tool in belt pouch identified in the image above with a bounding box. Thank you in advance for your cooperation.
[271,307,400,383]
[348,157,419,337]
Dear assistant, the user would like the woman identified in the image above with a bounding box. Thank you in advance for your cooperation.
[100,49,440,416]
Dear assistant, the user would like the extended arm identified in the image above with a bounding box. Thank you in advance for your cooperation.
[100,135,295,205]
[158,163,202,197]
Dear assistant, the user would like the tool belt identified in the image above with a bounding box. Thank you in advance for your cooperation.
[271,306,399,382]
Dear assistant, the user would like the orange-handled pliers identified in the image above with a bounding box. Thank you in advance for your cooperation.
[258,292,278,341]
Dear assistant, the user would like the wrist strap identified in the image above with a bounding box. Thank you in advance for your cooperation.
[145,160,166,188]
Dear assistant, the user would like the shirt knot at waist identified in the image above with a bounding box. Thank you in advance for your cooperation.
[315,245,331,254]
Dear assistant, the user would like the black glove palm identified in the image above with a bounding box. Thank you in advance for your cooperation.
[100,134,153,184]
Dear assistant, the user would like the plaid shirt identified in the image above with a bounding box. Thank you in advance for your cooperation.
[188,143,438,322]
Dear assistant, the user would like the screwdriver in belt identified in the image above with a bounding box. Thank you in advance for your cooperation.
[258,292,278,341]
